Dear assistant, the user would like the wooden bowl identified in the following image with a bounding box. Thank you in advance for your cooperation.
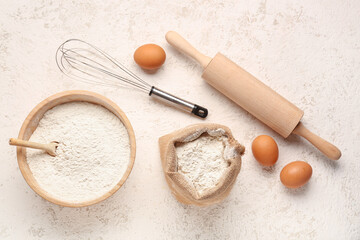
[16,90,136,207]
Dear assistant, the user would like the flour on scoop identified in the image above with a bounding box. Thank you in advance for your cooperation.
[26,102,130,203]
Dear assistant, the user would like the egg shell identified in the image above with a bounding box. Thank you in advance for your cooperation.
[251,135,279,166]
[134,44,166,70]
[280,161,312,189]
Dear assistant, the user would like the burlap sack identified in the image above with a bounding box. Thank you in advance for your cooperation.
[159,123,245,206]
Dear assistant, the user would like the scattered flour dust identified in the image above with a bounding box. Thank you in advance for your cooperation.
[26,102,130,203]
[175,130,236,195]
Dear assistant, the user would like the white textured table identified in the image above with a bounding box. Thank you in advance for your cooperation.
[1,1,359,239]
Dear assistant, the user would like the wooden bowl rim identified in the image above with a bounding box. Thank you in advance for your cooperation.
[17,90,136,207]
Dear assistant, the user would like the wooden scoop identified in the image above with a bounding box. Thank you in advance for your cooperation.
[9,138,59,157]
[166,31,341,160]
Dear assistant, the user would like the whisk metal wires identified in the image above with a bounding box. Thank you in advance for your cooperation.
[56,39,208,118]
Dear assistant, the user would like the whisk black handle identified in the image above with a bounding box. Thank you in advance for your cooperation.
[191,105,208,118]
[149,86,208,118]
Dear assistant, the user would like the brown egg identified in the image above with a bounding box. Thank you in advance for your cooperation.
[280,161,312,189]
[251,135,279,166]
[134,44,166,70]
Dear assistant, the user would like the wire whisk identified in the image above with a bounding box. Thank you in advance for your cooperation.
[56,39,208,118]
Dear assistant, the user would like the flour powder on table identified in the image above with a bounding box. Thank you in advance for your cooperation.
[26,102,130,203]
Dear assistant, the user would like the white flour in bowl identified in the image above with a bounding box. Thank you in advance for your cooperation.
[26,102,130,203]
[175,131,234,196]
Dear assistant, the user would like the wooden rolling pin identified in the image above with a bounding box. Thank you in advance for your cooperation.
[166,31,341,160]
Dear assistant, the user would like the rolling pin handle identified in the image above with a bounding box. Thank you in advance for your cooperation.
[165,31,212,69]
[292,122,341,160]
